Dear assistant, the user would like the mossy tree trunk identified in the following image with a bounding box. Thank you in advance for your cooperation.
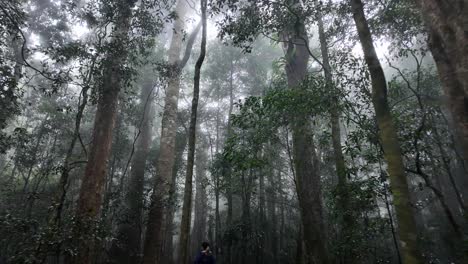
[350,0,423,262]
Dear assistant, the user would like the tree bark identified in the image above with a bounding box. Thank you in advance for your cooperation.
[190,138,208,258]
[178,0,207,262]
[109,79,154,264]
[160,22,201,264]
[350,0,422,262]
[258,164,266,264]
[265,162,277,263]
[416,0,468,173]
[142,1,189,263]
[68,1,134,263]
[161,130,188,264]
[281,7,330,264]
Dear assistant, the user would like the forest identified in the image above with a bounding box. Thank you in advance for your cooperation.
[0,0,467,263]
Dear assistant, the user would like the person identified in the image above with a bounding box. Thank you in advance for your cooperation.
[194,242,216,264]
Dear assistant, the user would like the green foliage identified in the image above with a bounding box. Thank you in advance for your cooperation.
[221,76,329,175]
[325,175,394,262]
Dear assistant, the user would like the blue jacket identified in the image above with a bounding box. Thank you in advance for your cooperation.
[194,251,215,264]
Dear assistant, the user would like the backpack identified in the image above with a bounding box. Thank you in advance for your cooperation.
[195,251,214,264]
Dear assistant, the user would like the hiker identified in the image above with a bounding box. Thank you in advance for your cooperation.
[194,242,216,264]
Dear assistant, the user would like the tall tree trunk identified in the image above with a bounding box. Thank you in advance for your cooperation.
[67,2,134,263]
[109,79,154,264]
[240,170,253,264]
[213,110,222,257]
[258,166,266,264]
[317,12,355,263]
[350,0,422,262]
[266,166,278,263]
[142,1,189,263]
[416,0,468,172]
[225,54,235,264]
[190,139,208,258]
[178,0,207,262]
[317,14,347,194]
[162,130,188,264]
[282,9,330,264]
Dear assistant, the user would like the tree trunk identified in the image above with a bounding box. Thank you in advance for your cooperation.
[318,12,356,263]
[225,53,235,264]
[162,130,188,264]
[178,0,207,262]
[68,1,134,262]
[258,165,266,264]
[266,166,278,263]
[433,122,467,212]
[142,1,189,263]
[240,170,253,264]
[190,138,208,258]
[109,79,154,264]
[350,0,422,262]
[213,111,222,257]
[282,10,330,264]
[317,14,347,192]
[416,0,468,172]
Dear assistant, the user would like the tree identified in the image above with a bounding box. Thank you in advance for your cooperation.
[179,0,208,262]
[67,1,137,263]
[142,1,194,262]
[416,0,468,172]
[190,137,209,258]
[317,10,356,263]
[109,75,155,264]
[350,0,422,262]
[281,5,330,264]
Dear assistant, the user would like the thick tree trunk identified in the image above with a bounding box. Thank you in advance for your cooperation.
[178,1,207,262]
[142,1,188,263]
[282,14,330,264]
[68,1,134,262]
[350,0,422,263]
[109,79,154,264]
[416,0,468,172]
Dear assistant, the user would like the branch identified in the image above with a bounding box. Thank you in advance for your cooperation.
[178,20,202,69]
[0,4,62,83]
